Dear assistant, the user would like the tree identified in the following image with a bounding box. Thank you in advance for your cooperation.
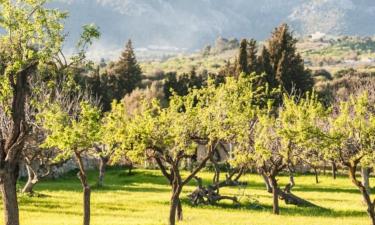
[95,101,130,187]
[261,24,313,93]
[258,46,276,87]
[126,94,217,225]
[39,101,101,225]
[324,92,375,225]
[247,39,259,74]
[249,93,323,214]
[0,1,67,224]
[110,39,142,101]
[238,39,248,75]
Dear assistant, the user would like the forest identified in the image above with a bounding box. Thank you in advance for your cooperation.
[1,1,375,225]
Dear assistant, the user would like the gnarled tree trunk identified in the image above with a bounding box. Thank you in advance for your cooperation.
[261,173,272,193]
[169,183,182,225]
[75,151,91,225]
[269,176,280,215]
[349,164,375,225]
[0,168,20,225]
[22,164,38,194]
[0,63,36,225]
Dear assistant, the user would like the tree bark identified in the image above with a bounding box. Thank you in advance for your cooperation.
[349,164,375,225]
[98,156,108,187]
[177,199,183,221]
[269,176,280,215]
[314,167,319,184]
[362,167,371,195]
[261,173,272,193]
[75,152,91,225]
[332,161,337,180]
[169,185,182,225]
[0,171,20,225]
[22,164,38,194]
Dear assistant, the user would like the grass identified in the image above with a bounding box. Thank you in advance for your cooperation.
[1,168,373,225]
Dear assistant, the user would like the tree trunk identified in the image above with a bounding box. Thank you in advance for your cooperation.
[0,171,20,225]
[261,173,272,193]
[98,156,108,187]
[169,185,182,225]
[332,161,337,180]
[349,164,375,225]
[75,152,91,225]
[362,167,371,195]
[22,164,38,194]
[314,167,319,184]
[177,199,183,221]
[128,162,133,175]
[269,176,280,215]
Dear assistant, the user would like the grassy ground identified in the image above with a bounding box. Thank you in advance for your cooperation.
[0,168,373,225]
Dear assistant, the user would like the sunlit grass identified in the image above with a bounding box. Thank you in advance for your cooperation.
[0,168,373,225]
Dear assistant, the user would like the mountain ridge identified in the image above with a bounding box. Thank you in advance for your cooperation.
[52,0,375,60]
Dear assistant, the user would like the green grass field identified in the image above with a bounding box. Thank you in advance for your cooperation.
[1,168,373,225]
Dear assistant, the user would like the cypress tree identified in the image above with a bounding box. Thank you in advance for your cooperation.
[258,46,275,87]
[264,24,313,93]
[247,38,258,74]
[238,39,248,74]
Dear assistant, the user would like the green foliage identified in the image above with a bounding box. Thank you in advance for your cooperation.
[39,101,101,160]
[0,0,66,106]
[327,92,375,166]
[99,101,130,162]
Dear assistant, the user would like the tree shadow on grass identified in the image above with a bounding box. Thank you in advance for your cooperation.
[183,199,367,218]
[31,169,170,193]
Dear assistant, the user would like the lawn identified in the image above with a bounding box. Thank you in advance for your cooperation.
[1,168,372,225]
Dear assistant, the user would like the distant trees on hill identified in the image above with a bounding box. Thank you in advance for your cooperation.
[84,40,143,111]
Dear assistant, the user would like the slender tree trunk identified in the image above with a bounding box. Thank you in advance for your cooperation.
[0,171,20,225]
[75,152,91,225]
[98,156,108,187]
[362,167,371,195]
[323,161,326,175]
[348,165,375,225]
[22,164,38,194]
[314,167,319,184]
[332,161,337,180]
[261,173,272,193]
[269,176,280,215]
[128,162,133,175]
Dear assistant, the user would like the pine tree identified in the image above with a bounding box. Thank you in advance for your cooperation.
[238,39,248,74]
[111,39,142,100]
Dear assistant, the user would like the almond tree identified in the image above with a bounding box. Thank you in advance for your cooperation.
[250,93,323,214]
[39,101,101,225]
[95,101,130,187]
[325,92,375,225]
[0,1,66,224]
[126,97,215,225]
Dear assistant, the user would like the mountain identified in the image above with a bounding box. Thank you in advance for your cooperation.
[51,0,375,60]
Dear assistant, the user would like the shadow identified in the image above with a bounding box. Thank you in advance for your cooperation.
[185,200,367,218]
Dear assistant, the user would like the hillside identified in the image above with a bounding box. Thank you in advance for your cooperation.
[51,0,375,60]
[140,36,375,76]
